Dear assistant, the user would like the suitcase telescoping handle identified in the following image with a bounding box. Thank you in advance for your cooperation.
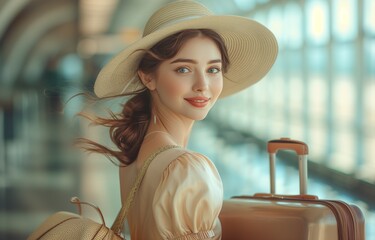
[267,138,309,195]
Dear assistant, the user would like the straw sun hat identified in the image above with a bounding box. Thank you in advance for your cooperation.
[94,0,278,98]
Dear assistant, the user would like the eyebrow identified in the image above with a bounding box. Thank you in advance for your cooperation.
[170,58,222,64]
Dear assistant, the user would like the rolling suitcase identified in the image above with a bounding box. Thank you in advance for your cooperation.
[219,138,365,240]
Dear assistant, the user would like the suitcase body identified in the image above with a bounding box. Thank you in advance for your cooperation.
[219,138,365,240]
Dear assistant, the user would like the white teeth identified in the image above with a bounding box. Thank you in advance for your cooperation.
[194,100,205,102]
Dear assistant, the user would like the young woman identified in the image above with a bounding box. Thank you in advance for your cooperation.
[81,1,278,239]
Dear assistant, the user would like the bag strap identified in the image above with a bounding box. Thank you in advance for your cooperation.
[111,145,180,235]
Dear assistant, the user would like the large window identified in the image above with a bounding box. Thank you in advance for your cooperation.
[332,0,357,42]
[364,0,375,35]
[211,0,375,183]
[306,0,329,46]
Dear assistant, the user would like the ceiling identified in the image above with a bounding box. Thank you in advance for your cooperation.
[0,0,260,96]
[78,0,249,56]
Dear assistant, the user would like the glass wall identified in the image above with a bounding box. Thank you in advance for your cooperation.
[212,0,375,183]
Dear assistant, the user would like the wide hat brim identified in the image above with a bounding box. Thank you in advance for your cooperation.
[94,6,278,98]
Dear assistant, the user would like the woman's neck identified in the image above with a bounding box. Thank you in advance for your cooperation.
[146,119,193,148]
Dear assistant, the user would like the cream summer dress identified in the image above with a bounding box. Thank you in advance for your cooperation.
[120,146,223,240]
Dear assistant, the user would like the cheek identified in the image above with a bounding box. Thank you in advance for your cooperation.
[164,81,184,96]
[157,77,187,99]
[211,77,223,97]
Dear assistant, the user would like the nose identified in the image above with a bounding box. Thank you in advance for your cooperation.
[193,71,208,92]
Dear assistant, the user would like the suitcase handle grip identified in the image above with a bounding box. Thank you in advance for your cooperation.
[267,138,308,155]
[267,138,309,195]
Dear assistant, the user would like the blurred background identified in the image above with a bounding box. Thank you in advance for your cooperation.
[0,0,374,239]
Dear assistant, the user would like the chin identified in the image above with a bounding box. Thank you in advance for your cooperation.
[182,108,211,121]
[191,113,209,121]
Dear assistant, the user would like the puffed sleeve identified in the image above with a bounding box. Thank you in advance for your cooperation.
[153,152,223,239]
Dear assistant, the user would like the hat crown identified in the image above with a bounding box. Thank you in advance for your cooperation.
[143,0,213,37]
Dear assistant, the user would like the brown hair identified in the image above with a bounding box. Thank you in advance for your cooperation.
[77,29,230,166]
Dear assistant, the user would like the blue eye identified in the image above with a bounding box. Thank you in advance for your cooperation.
[176,67,190,73]
[208,67,221,74]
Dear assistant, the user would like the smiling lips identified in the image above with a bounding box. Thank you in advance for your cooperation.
[184,96,210,108]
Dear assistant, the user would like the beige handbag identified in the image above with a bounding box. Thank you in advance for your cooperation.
[27,197,124,240]
[28,145,178,240]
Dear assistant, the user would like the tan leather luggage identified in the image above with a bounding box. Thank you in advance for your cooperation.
[219,138,365,240]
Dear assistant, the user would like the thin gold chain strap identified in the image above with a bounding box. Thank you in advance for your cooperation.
[111,145,180,235]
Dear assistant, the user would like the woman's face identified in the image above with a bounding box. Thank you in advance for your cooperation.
[151,35,223,121]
